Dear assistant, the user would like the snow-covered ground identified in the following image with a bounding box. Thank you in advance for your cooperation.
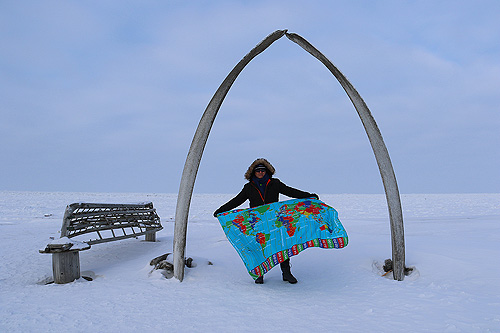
[1,191,499,332]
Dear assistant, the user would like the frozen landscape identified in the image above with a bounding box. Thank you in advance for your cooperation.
[1,191,499,332]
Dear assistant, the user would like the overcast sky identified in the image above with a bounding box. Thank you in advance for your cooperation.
[1,0,499,195]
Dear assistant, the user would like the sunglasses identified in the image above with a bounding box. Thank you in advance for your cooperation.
[255,169,266,173]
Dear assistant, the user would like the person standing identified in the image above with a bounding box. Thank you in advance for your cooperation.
[214,158,318,284]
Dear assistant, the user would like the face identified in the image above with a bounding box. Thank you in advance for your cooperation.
[254,169,266,179]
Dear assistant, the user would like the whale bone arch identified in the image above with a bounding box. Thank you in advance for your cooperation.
[173,29,406,281]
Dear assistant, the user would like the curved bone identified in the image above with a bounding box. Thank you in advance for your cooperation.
[174,30,406,281]
[285,32,405,281]
[173,30,287,281]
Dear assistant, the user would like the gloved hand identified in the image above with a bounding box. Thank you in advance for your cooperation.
[311,193,319,200]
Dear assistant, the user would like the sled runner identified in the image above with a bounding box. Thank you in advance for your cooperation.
[40,202,162,283]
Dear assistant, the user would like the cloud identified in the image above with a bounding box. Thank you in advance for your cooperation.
[1,0,499,193]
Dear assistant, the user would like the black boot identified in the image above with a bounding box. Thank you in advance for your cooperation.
[280,259,297,284]
[255,275,264,284]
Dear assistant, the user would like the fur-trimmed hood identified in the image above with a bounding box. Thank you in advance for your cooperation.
[244,158,275,181]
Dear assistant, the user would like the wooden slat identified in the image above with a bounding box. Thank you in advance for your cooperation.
[67,208,156,220]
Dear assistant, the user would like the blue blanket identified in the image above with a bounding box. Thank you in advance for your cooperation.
[216,198,348,279]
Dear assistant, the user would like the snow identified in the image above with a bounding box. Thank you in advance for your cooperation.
[1,191,499,332]
[40,237,91,252]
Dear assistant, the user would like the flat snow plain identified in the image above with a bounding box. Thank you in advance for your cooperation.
[1,191,499,332]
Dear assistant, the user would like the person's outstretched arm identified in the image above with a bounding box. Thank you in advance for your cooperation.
[277,180,319,200]
[213,188,248,217]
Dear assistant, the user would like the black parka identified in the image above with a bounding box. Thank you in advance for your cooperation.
[214,177,316,216]
[214,158,317,216]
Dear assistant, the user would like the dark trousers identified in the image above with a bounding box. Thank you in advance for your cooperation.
[280,259,291,273]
